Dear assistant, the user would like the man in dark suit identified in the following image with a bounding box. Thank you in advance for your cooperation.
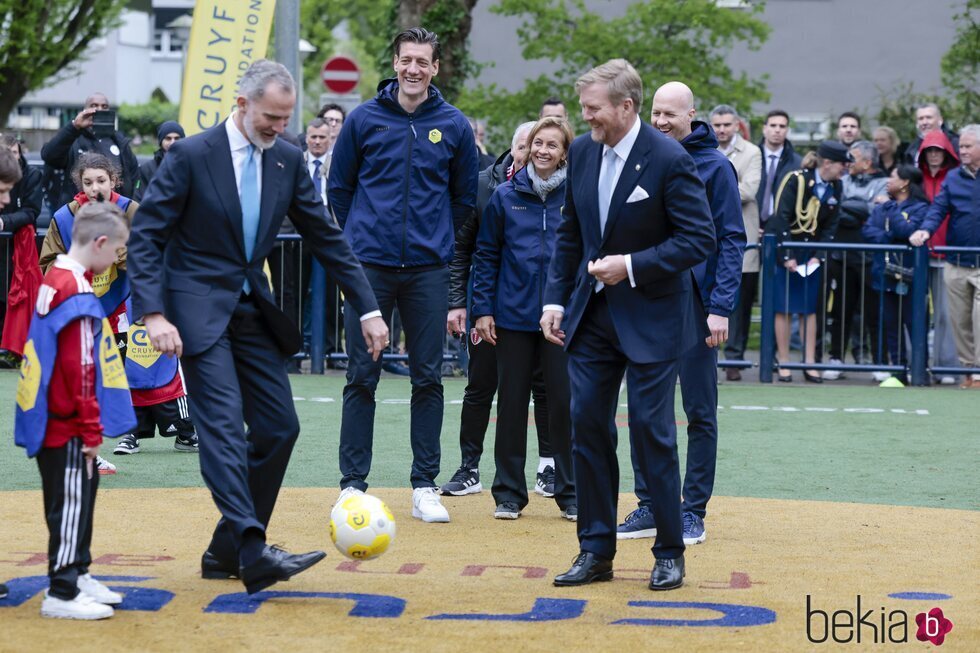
[757,109,803,232]
[541,60,715,591]
[128,60,388,595]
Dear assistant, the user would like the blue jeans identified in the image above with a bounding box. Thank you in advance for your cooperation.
[339,266,448,490]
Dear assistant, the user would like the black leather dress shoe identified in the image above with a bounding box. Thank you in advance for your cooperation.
[201,550,239,580]
[649,555,685,591]
[553,552,613,586]
[240,545,327,594]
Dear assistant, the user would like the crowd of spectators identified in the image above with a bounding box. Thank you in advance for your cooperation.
[1,92,977,388]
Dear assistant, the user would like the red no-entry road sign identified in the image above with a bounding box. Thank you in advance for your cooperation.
[322,56,360,94]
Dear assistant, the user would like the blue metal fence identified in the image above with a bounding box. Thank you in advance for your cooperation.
[758,234,980,385]
[4,230,977,382]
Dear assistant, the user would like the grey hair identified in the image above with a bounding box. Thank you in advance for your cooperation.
[238,59,295,100]
[307,117,328,130]
[575,59,643,115]
[512,121,537,150]
[915,102,942,117]
[960,124,980,142]
[709,104,740,120]
[850,140,879,169]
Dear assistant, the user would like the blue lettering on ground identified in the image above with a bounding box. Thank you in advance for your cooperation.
[204,591,405,617]
[888,592,952,601]
[427,598,586,622]
[0,575,171,611]
[611,601,777,627]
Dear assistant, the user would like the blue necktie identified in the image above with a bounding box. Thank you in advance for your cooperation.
[598,147,618,236]
[241,144,260,293]
[595,148,618,293]
[312,158,322,199]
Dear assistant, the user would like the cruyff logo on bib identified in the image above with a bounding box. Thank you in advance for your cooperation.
[98,319,129,390]
[16,340,42,411]
[92,264,118,298]
[429,129,442,144]
[126,323,162,369]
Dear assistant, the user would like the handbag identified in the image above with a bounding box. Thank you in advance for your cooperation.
[884,252,913,282]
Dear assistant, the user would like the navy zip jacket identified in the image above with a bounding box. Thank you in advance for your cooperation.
[471,166,565,331]
[680,121,746,317]
[919,166,980,267]
[327,78,479,268]
[861,197,929,292]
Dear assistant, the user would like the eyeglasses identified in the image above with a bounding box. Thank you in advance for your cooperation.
[324,118,342,125]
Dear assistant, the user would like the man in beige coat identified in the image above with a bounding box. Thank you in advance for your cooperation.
[710,105,761,380]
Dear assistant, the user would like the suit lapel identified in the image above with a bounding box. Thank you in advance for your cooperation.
[601,124,651,247]
[203,123,246,259]
[257,143,284,246]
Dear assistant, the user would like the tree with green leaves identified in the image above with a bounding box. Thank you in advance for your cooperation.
[0,1,129,126]
[940,0,979,123]
[457,0,771,151]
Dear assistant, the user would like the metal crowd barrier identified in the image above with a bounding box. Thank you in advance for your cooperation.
[5,231,976,382]
[758,234,980,385]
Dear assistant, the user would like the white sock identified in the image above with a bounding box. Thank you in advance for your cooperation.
[537,457,555,473]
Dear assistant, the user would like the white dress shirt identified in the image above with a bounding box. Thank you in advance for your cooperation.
[226,117,262,199]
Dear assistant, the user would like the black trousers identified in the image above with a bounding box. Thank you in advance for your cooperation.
[182,297,300,565]
[457,330,552,469]
[827,259,880,363]
[492,327,574,510]
[725,271,759,360]
[37,438,98,600]
[633,340,718,518]
[567,293,684,561]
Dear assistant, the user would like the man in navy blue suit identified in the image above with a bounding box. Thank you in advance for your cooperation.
[541,60,715,591]
[616,82,745,545]
[128,60,388,595]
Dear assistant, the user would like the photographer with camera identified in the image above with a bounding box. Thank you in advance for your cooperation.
[41,92,139,208]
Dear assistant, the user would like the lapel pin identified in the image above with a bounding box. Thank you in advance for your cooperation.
[635,164,640,171]
[276,161,285,169]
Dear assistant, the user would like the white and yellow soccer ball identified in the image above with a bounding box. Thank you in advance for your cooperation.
[329,493,396,560]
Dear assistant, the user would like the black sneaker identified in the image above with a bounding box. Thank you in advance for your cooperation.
[560,505,578,522]
[534,465,555,497]
[174,433,199,452]
[494,502,521,520]
[440,466,482,496]
[0,582,8,599]
[113,434,140,455]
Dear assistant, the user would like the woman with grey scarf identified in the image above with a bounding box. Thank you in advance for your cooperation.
[470,117,578,522]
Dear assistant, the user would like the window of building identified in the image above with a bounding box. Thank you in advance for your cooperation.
[153,8,191,55]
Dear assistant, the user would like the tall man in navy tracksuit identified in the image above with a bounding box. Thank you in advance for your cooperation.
[617,82,745,544]
[328,27,479,523]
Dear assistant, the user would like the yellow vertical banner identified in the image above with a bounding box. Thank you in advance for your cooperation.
[178,0,278,136]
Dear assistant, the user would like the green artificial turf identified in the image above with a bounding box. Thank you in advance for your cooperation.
[0,370,975,510]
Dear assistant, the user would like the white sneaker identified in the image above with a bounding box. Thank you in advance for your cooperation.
[95,456,117,475]
[41,591,114,620]
[77,574,123,605]
[871,371,891,382]
[939,376,956,385]
[822,359,844,380]
[412,487,450,523]
[335,486,364,507]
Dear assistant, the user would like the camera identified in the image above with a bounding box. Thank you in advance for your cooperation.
[91,110,117,138]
